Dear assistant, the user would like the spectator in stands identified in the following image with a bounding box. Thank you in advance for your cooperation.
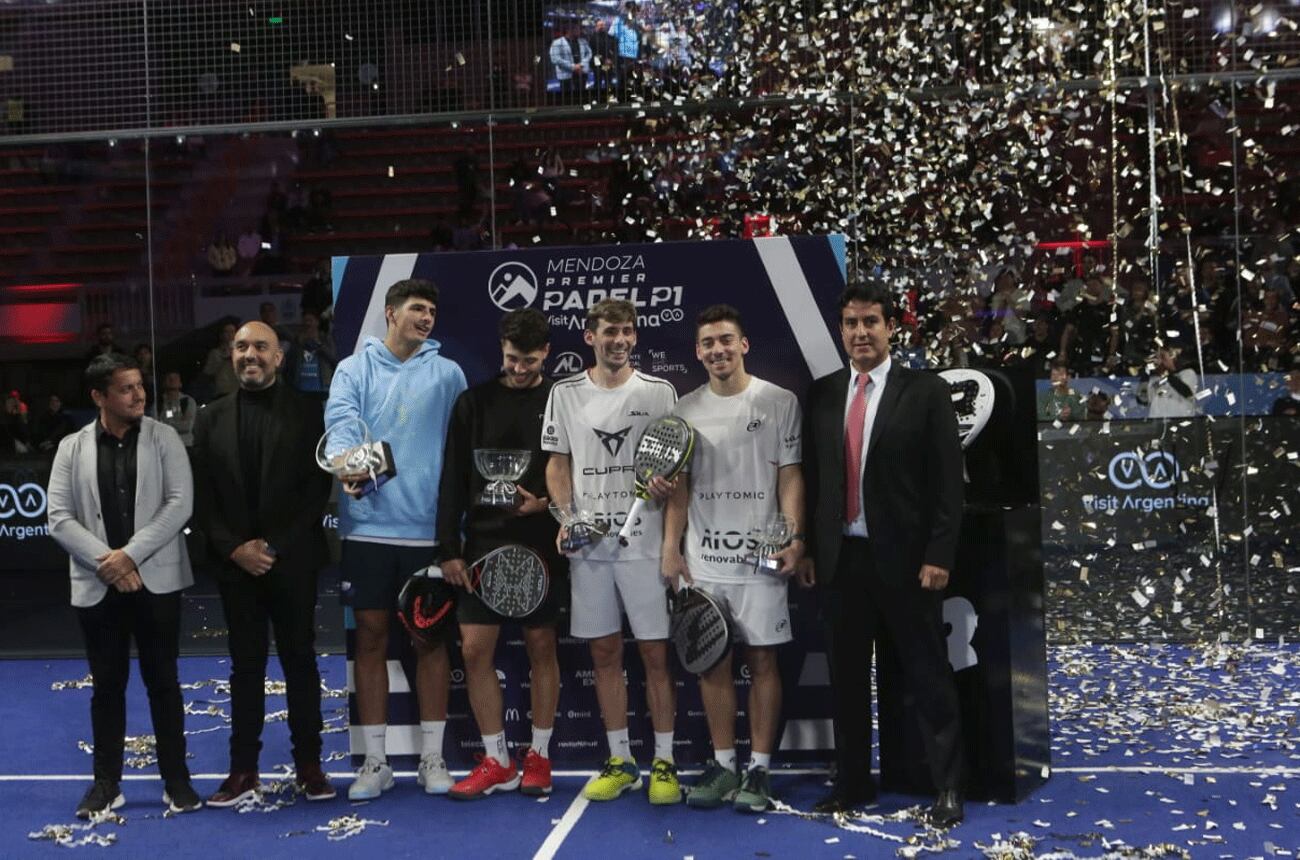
[611,1,648,95]
[550,21,593,103]
[589,18,618,97]
[237,227,262,274]
[259,302,295,357]
[1083,389,1114,421]
[134,344,157,416]
[85,323,124,364]
[284,311,336,398]
[34,393,77,452]
[202,322,240,399]
[1019,314,1058,377]
[158,372,197,448]
[300,258,333,322]
[1141,347,1200,418]
[306,186,333,230]
[1243,286,1291,370]
[1060,276,1119,375]
[207,234,238,276]
[1038,359,1085,422]
[1118,281,1158,373]
[453,149,483,217]
[3,389,30,453]
[1272,365,1300,417]
[988,267,1029,345]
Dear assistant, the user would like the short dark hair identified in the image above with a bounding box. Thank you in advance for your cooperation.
[499,308,550,352]
[837,281,898,323]
[585,299,636,331]
[86,353,139,395]
[695,304,744,337]
[385,277,440,310]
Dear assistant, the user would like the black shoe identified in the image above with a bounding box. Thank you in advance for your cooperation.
[76,779,124,820]
[812,780,877,814]
[926,788,964,828]
[163,779,203,814]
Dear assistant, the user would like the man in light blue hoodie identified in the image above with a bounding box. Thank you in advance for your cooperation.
[325,278,467,800]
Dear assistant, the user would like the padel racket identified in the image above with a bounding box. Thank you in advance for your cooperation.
[397,570,457,645]
[667,585,735,675]
[616,415,695,546]
[458,544,550,619]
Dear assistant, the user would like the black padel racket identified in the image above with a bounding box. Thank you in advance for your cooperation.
[464,544,550,619]
[666,585,735,675]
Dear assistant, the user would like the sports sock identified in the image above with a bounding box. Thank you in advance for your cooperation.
[531,726,553,759]
[362,725,387,762]
[606,728,632,761]
[420,720,446,758]
[653,731,674,763]
[749,752,772,771]
[714,748,737,770]
[482,732,509,767]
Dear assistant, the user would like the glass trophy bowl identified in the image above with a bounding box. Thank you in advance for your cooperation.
[316,416,375,476]
[473,448,532,508]
[743,512,795,574]
[549,500,609,552]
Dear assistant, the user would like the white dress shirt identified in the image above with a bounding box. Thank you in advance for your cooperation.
[843,356,891,537]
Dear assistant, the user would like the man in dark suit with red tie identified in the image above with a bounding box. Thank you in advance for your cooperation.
[801,282,966,828]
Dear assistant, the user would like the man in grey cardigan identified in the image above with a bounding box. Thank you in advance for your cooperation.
[47,353,202,819]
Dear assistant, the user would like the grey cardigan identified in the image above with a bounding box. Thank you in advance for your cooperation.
[47,416,194,608]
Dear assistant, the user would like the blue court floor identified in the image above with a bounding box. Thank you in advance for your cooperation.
[2,643,1299,857]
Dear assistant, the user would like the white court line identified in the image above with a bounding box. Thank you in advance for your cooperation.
[4,765,1300,782]
[531,791,589,860]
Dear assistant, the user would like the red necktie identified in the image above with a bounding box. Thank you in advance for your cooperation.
[844,373,869,523]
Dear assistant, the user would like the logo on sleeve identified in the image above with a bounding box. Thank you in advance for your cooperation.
[746,419,762,432]
[593,426,632,457]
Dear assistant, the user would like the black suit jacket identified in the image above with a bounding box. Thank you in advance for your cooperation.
[803,362,963,588]
[192,381,331,579]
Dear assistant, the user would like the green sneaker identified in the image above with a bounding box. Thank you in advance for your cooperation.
[686,758,741,809]
[733,765,773,813]
[583,756,642,801]
[647,758,682,805]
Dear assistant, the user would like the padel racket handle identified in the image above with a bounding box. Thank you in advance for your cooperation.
[618,497,647,546]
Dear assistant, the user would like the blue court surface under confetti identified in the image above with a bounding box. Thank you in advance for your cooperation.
[2,643,1298,858]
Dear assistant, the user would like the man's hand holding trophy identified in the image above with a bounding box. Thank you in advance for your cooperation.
[316,416,397,497]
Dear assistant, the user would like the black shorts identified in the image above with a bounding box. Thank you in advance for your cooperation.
[456,570,569,628]
[341,539,439,612]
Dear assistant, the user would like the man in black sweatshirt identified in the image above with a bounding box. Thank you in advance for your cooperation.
[436,308,568,799]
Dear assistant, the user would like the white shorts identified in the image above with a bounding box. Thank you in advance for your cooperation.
[695,579,792,647]
[569,558,669,641]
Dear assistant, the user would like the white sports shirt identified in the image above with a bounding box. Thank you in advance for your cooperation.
[542,370,678,562]
[672,376,802,584]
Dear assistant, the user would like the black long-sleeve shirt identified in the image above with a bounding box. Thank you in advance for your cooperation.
[96,422,139,550]
[436,376,564,573]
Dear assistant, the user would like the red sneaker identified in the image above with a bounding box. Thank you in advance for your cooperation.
[448,754,520,800]
[520,748,552,796]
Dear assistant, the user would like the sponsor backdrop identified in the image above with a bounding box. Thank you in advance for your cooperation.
[331,236,850,765]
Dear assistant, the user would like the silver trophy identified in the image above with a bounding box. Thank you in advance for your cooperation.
[549,500,609,553]
[743,512,795,574]
[473,448,532,508]
[315,416,396,497]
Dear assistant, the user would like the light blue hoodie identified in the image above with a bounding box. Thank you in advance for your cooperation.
[325,336,467,541]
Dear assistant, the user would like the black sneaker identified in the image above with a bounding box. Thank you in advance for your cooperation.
[163,779,203,814]
[76,779,124,820]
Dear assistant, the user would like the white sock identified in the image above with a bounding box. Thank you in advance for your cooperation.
[362,724,387,762]
[749,752,771,771]
[482,732,508,767]
[606,728,632,761]
[531,726,553,759]
[654,731,674,763]
[421,720,446,758]
[714,748,736,770]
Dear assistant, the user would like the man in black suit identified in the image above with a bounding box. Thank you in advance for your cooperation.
[192,321,336,806]
[801,282,966,827]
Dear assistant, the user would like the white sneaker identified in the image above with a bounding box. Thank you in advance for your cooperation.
[347,757,395,801]
[417,753,453,795]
